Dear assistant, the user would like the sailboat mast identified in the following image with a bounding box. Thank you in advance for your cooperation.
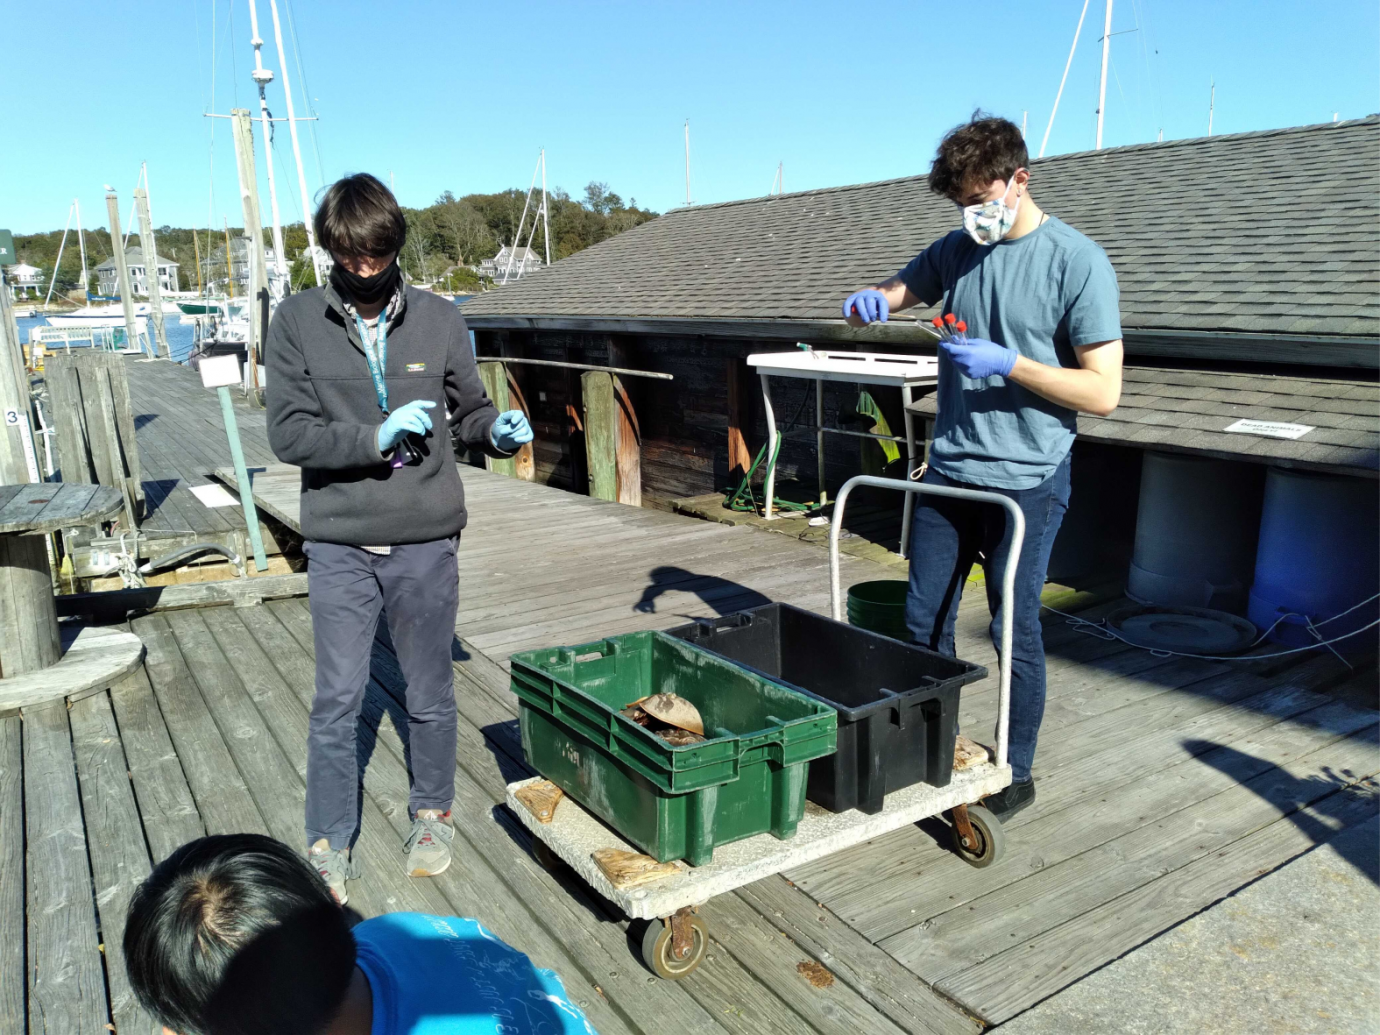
[1040,0,1090,159]
[247,0,289,294]
[267,0,324,287]
[44,202,74,308]
[224,219,234,297]
[75,199,88,301]
[540,148,551,267]
[1095,0,1113,149]
[501,154,540,285]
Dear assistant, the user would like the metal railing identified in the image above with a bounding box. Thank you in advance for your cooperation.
[474,356,674,381]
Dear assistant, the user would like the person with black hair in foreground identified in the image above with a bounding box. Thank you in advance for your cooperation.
[267,173,533,902]
[124,834,596,1035]
[841,113,1123,818]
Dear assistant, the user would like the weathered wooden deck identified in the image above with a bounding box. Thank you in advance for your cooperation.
[3,355,1375,1034]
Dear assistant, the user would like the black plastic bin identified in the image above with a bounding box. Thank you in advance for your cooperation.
[667,603,986,814]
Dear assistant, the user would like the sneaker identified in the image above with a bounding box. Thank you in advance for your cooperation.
[309,839,361,906]
[983,778,1036,819]
[405,809,454,877]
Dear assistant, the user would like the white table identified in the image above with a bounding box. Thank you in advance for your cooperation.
[745,349,939,557]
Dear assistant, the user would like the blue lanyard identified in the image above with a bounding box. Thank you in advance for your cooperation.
[355,311,389,415]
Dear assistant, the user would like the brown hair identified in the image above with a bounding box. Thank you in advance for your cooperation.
[927,112,1029,200]
[314,173,406,259]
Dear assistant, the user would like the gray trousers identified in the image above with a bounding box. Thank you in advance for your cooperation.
[303,537,460,849]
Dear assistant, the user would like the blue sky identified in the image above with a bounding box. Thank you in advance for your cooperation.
[3,0,1377,233]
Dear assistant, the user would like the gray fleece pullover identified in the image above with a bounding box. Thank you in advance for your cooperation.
[266,283,509,545]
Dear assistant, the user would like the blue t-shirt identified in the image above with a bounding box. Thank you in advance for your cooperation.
[353,913,597,1035]
[897,216,1122,489]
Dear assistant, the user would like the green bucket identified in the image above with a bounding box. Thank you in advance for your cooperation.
[846,580,910,640]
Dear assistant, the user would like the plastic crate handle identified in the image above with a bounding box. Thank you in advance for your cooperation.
[828,476,1025,772]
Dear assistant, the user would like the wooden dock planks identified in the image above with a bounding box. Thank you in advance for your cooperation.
[0,717,24,1035]
[23,701,109,1034]
[68,691,158,1035]
[8,351,1374,1031]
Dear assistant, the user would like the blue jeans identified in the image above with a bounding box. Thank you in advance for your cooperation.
[904,456,1071,782]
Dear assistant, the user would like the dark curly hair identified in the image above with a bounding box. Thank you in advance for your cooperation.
[927,112,1029,200]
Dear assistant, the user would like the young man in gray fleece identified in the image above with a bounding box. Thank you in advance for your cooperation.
[267,173,532,903]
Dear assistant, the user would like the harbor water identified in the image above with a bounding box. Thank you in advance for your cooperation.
[18,314,198,364]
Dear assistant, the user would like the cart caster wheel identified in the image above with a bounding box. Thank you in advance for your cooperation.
[952,804,1005,868]
[531,839,563,872]
[641,913,709,979]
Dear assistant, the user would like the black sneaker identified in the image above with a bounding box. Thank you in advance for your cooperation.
[983,778,1035,819]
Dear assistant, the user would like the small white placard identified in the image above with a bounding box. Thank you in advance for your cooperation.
[1223,418,1315,440]
[3,408,18,426]
[189,483,238,508]
[199,353,242,389]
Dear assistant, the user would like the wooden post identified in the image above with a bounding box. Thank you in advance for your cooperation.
[133,187,170,359]
[581,369,617,501]
[0,270,59,676]
[581,366,641,505]
[104,190,142,354]
[230,109,268,392]
[563,358,586,495]
[727,357,752,483]
[477,362,517,478]
[502,366,536,482]
[608,337,641,507]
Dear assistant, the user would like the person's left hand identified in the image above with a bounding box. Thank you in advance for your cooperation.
[940,338,1017,379]
[490,410,533,452]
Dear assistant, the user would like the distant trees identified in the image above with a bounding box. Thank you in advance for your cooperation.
[395,183,657,282]
[11,180,656,295]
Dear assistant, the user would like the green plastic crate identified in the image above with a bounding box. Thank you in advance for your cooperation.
[510,631,837,866]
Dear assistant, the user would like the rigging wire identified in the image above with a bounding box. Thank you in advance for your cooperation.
[1130,0,1166,138]
[227,0,241,106]
[285,0,327,192]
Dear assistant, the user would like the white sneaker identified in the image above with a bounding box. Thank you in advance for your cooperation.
[405,809,454,877]
[309,839,361,905]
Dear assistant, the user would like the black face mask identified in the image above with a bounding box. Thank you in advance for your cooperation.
[330,259,400,306]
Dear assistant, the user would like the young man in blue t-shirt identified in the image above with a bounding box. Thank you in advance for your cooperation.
[841,114,1124,817]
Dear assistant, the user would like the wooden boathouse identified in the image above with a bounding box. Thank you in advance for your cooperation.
[458,118,1379,526]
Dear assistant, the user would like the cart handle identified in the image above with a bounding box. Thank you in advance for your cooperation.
[829,476,1025,770]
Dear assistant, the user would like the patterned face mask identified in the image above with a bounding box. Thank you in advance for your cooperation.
[960,173,1023,245]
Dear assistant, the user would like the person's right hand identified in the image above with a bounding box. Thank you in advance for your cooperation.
[377,399,436,452]
[842,289,890,324]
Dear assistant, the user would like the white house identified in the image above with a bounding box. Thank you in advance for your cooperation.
[96,247,180,297]
[4,262,44,299]
[477,245,544,282]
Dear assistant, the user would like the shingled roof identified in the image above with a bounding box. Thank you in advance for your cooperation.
[462,117,1380,357]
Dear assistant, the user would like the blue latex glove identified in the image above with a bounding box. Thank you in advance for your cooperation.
[490,409,533,452]
[842,289,889,324]
[377,399,436,452]
[940,338,1017,379]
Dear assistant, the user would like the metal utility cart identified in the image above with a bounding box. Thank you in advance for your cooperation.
[507,475,1022,979]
